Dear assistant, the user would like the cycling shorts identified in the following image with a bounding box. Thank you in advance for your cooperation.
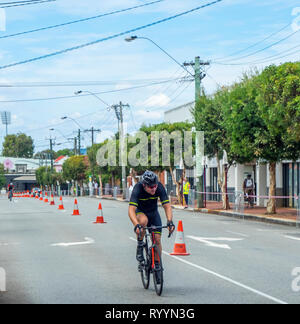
[136,209,162,234]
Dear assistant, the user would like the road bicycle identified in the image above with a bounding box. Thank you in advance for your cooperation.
[8,191,13,202]
[138,225,173,296]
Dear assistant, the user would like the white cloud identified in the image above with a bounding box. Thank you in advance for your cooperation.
[139,93,170,108]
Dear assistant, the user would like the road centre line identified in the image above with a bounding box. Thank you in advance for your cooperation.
[129,237,287,304]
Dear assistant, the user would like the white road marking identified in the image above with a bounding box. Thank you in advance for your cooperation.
[284,235,300,242]
[187,236,243,250]
[129,237,287,304]
[226,230,249,238]
[165,252,288,305]
[51,237,95,247]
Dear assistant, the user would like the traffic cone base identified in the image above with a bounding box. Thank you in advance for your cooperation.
[58,196,64,210]
[170,220,190,256]
[72,199,80,216]
[50,194,55,205]
[93,216,106,224]
[93,202,106,223]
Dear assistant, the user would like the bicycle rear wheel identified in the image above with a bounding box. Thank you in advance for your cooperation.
[152,245,163,296]
[140,241,150,289]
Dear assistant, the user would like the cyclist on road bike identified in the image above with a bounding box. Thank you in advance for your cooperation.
[7,182,14,201]
[128,171,175,266]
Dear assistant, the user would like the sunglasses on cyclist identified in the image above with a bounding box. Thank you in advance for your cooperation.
[147,184,158,189]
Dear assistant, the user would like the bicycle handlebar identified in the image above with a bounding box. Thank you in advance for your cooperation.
[142,225,175,238]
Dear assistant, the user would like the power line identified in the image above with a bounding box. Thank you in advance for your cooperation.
[0,0,47,5]
[0,0,164,40]
[0,0,55,8]
[0,77,178,87]
[0,0,223,70]
[213,22,292,61]
[213,44,300,66]
[0,78,184,103]
[213,28,300,65]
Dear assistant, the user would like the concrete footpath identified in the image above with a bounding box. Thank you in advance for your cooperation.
[99,195,299,227]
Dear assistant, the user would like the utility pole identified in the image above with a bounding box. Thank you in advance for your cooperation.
[50,138,54,172]
[68,137,77,155]
[46,135,56,172]
[84,127,101,146]
[78,129,81,155]
[111,101,129,199]
[184,56,210,208]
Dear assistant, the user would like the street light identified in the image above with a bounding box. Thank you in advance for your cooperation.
[49,128,70,141]
[61,116,84,129]
[125,35,194,78]
[61,116,84,155]
[74,90,110,109]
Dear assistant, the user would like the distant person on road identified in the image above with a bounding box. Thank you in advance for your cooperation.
[183,178,190,209]
[7,182,14,201]
[243,174,254,207]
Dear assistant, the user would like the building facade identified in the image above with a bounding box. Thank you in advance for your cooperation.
[0,157,51,191]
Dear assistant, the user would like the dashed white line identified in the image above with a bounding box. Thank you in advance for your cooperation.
[129,237,287,304]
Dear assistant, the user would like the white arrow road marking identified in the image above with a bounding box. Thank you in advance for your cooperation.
[51,237,95,247]
[187,236,243,250]
[284,235,300,242]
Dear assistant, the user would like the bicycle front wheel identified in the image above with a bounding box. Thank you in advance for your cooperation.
[140,242,150,290]
[152,245,163,296]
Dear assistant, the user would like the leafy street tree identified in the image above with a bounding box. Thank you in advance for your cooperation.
[62,155,88,193]
[253,62,300,214]
[0,164,6,189]
[193,90,232,209]
[137,122,194,205]
[2,133,34,158]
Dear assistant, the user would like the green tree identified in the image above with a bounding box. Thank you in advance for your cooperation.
[193,89,233,209]
[253,62,300,214]
[0,164,6,189]
[62,156,88,192]
[2,133,34,158]
[137,122,194,204]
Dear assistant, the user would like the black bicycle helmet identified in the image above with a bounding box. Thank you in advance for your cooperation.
[141,170,158,186]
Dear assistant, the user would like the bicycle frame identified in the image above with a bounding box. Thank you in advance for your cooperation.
[141,225,170,269]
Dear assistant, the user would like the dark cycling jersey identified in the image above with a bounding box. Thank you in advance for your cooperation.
[8,185,14,192]
[129,182,170,214]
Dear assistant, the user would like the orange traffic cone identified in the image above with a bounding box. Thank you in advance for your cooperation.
[39,193,44,201]
[50,194,55,206]
[72,199,80,216]
[170,220,190,256]
[93,203,106,224]
[58,196,64,210]
[44,192,49,203]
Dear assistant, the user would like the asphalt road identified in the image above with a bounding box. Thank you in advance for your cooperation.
[0,195,300,304]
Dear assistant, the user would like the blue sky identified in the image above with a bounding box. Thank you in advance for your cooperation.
[0,0,299,153]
